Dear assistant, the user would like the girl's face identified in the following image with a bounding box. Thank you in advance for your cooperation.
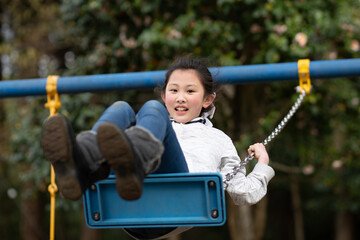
[161,69,215,123]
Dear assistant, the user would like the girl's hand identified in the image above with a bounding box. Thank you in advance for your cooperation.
[248,143,269,165]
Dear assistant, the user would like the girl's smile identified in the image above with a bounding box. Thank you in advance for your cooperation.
[162,69,214,123]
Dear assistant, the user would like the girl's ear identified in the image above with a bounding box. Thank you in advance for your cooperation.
[161,92,166,102]
[202,93,215,109]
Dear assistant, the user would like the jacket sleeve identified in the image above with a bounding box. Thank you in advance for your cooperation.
[219,138,275,206]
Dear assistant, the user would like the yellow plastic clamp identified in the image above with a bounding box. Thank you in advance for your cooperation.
[45,75,61,116]
[298,59,311,94]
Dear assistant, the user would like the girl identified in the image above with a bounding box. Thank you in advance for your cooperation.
[41,57,275,239]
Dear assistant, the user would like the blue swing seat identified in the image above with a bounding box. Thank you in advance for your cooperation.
[83,172,226,228]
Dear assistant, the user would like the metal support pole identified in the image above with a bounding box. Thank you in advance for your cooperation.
[1,59,360,98]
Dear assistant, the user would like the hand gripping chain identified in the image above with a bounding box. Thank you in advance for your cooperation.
[223,89,307,189]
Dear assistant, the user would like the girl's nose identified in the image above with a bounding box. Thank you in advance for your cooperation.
[176,93,186,103]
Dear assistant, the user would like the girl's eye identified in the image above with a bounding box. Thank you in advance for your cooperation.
[169,89,177,93]
[187,89,195,93]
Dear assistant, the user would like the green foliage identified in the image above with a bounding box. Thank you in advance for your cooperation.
[5,98,49,191]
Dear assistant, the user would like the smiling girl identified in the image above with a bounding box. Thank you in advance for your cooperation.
[41,57,275,239]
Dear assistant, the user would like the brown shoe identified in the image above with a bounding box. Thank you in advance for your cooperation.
[41,115,82,200]
[97,123,144,201]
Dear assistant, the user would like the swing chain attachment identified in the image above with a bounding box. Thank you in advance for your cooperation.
[45,75,60,240]
[45,75,61,116]
[298,59,312,94]
[223,88,308,190]
[223,59,311,189]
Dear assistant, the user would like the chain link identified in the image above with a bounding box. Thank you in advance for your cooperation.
[223,89,307,189]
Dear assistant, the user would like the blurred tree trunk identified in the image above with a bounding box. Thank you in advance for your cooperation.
[79,206,100,240]
[290,175,304,240]
[167,234,181,240]
[21,185,44,240]
[227,85,253,240]
[228,197,268,240]
[335,211,353,240]
[228,199,253,240]
[333,127,354,240]
[81,221,100,240]
[253,196,268,240]
[227,84,267,240]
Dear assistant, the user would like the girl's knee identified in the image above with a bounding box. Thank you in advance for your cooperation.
[111,101,131,109]
[143,100,161,107]
[143,100,166,111]
[104,101,135,119]
[139,100,168,116]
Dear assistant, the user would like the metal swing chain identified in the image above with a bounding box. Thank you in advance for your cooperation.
[223,88,307,189]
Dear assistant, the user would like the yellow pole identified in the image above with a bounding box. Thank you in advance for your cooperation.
[45,75,61,240]
[48,167,58,240]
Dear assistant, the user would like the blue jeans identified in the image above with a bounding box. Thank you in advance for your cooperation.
[92,100,189,174]
[93,100,187,239]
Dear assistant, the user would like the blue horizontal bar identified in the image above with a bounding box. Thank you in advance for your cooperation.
[1,59,359,98]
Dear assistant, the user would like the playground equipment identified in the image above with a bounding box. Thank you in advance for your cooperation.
[1,58,360,239]
[84,173,226,228]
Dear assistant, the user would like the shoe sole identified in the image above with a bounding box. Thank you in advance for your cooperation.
[97,123,142,201]
[41,115,82,200]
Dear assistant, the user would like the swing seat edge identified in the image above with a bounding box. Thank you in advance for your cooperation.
[83,172,226,228]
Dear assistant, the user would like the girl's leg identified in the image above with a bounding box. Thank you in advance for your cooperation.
[41,101,136,201]
[96,100,165,200]
[75,101,136,188]
[92,101,136,131]
[125,100,188,239]
[95,100,188,174]
[42,101,138,201]
[136,100,189,173]
[96,100,188,201]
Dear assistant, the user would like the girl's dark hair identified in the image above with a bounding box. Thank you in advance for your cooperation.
[162,57,216,115]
